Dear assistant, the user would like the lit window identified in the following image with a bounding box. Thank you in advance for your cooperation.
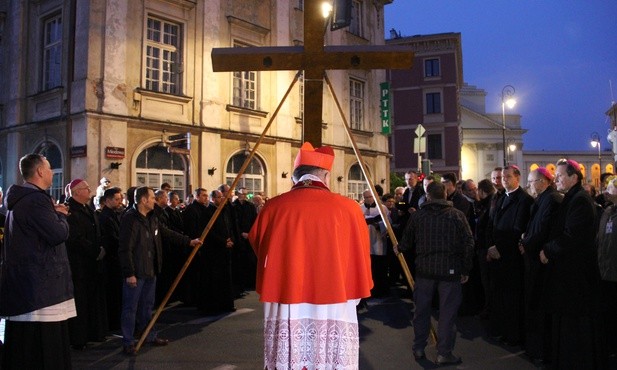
[347,163,367,202]
[43,15,62,90]
[226,153,265,194]
[145,17,182,94]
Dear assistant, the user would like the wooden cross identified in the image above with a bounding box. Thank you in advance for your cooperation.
[211,0,413,147]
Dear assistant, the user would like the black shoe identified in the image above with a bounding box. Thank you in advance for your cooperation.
[413,349,426,360]
[436,353,462,365]
[123,344,136,356]
[149,337,169,346]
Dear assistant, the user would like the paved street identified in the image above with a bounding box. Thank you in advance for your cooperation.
[65,285,570,370]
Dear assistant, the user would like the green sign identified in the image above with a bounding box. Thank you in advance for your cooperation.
[380,82,391,135]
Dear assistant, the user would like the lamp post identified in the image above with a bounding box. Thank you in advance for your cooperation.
[501,85,516,167]
[591,132,602,191]
[506,139,517,165]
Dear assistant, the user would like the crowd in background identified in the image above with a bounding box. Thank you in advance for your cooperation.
[1,153,616,368]
[361,163,616,369]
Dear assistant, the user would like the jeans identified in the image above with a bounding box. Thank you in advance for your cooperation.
[121,276,157,346]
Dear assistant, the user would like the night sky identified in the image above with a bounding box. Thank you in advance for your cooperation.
[384,1,617,151]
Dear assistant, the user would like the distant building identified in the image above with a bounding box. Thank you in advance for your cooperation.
[386,32,463,176]
[0,0,393,201]
[460,83,526,181]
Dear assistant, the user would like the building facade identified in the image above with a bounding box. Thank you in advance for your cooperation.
[0,0,394,201]
[460,83,526,181]
[386,32,463,176]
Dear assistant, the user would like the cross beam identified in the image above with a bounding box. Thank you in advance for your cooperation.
[211,0,414,147]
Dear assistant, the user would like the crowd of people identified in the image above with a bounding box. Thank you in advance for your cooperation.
[0,153,265,366]
[1,152,617,369]
[368,163,615,368]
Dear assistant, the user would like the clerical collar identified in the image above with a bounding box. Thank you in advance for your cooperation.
[505,187,520,196]
[291,174,329,191]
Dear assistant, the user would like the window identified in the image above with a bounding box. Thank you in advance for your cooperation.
[136,146,186,200]
[427,134,442,159]
[349,0,363,37]
[145,16,182,94]
[232,42,258,109]
[424,58,440,77]
[426,92,441,114]
[225,153,265,194]
[38,143,63,201]
[43,14,62,90]
[350,78,365,130]
[347,163,367,201]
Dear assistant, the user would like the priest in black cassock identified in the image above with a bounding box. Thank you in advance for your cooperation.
[541,159,606,369]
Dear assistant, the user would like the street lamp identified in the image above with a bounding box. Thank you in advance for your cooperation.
[507,139,517,165]
[591,131,602,191]
[501,85,516,167]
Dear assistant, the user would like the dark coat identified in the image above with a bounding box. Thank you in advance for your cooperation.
[487,187,534,289]
[233,199,257,234]
[164,206,184,234]
[543,183,600,315]
[182,201,210,239]
[0,183,73,316]
[400,199,474,281]
[99,206,121,269]
[520,186,562,307]
[118,207,190,279]
[66,197,103,280]
[598,204,617,282]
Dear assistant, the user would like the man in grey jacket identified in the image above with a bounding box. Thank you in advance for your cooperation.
[400,181,474,366]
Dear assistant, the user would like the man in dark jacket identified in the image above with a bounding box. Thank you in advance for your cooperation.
[232,187,258,292]
[400,181,474,366]
[541,159,605,369]
[66,178,108,349]
[0,153,74,369]
[519,167,562,366]
[99,187,123,330]
[119,186,201,355]
[486,165,533,346]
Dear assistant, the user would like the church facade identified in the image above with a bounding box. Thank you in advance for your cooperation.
[0,0,393,201]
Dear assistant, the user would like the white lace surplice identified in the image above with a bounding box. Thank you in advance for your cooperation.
[263,299,361,370]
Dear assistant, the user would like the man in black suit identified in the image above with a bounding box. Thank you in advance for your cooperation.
[486,165,533,346]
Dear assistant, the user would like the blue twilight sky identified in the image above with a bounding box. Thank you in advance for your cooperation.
[384,1,617,151]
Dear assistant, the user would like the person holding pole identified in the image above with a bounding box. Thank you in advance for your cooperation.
[399,181,474,365]
[248,142,373,370]
[118,186,201,356]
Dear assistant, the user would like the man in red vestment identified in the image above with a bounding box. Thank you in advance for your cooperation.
[248,142,373,370]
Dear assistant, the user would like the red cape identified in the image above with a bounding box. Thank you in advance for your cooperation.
[248,184,373,304]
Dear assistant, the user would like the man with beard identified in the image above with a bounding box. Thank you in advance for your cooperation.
[519,168,562,366]
[486,165,533,346]
[540,159,605,369]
